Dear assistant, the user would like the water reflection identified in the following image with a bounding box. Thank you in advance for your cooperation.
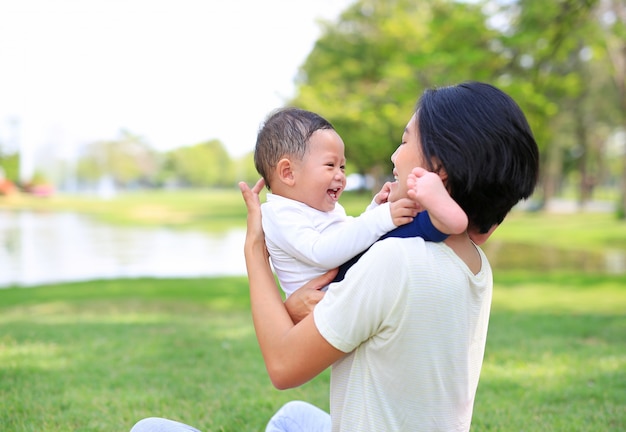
[1,211,624,288]
[482,241,626,274]
[0,211,246,287]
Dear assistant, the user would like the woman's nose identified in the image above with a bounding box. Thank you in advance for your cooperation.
[391,148,399,163]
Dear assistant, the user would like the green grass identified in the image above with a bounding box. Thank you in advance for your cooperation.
[1,273,624,431]
[2,189,625,430]
[490,211,626,253]
[0,278,330,432]
[475,272,626,431]
[0,189,253,232]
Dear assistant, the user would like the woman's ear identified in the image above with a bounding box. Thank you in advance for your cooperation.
[276,158,295,186]
[432,157,448,183]
[469,224,499,245]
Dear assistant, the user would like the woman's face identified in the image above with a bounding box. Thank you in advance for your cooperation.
[388,113,426,203]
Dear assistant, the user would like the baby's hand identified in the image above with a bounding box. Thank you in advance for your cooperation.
[374,181,393,205]
[389,198,419,227]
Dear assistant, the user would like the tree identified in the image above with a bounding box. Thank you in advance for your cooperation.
[292,0,504,183]
[493,0,625,214]
[475,0,605,207]
[291,0,625,209]
[164,139,234,187]
[596,0,626,217]
[76,130,158,187]
[0,152,19,184]
[234,151,261,185]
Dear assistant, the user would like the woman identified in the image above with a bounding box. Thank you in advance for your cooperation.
[131,81,539,431]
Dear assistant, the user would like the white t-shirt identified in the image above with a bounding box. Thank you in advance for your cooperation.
[314,236,493,432]
[261,193,396,297]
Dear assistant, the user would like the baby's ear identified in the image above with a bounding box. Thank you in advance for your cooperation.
[276,158,295,186]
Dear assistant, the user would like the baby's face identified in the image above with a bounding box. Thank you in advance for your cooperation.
[291,129,346,212]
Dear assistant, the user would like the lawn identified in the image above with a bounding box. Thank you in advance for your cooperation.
[0,278,330,432]
[0,188,252,232]
[1,272,625,431]
[1,189,625,430]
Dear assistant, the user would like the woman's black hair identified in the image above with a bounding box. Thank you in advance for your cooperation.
[417,81,539,233]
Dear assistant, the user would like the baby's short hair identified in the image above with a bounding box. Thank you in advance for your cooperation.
[254,107,334,189]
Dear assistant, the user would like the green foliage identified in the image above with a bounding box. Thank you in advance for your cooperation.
[292,0,504,177]
[165,139,234,187]
[0,152,19,183]
[288,0,626,207]
[76,130,158,186]
[235,151,261,185]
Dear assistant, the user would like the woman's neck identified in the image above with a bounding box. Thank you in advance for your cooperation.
[444,233,482,275]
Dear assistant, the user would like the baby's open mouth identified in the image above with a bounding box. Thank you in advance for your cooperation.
[328,188,340,199]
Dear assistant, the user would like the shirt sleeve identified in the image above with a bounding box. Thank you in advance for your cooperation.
[314,238,412,352]
[262,201,396,269]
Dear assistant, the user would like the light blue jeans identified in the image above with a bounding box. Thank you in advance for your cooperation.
[265,400,331,432]
[130,417,201,432]
[129,401,330,432]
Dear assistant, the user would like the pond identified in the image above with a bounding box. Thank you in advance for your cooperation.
[0,211,246,288]
[481,240,625,275]
[1,210,624,288]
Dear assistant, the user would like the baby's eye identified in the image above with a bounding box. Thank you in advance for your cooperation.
[340,165,346,171]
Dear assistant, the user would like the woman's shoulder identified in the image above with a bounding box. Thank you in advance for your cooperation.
[365,236,430,266]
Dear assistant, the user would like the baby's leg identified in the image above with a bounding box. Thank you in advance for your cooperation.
[408,168,468,234]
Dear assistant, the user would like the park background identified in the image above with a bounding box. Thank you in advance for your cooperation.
[1,0,625,431]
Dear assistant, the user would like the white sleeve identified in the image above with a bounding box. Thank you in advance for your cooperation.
[262,202,396,269]
[365,197,379,212]
[314,238,410,352]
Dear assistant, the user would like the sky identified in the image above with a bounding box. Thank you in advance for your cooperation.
[0,0,354,179]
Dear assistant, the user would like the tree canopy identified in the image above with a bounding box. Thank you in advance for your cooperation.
[290,0,625,215]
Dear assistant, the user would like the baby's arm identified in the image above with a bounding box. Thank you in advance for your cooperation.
[263,201,398,270]
[407,167,468,235]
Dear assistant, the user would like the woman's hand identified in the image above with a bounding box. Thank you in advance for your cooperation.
[285,269,338,324]
[239,178,268,264]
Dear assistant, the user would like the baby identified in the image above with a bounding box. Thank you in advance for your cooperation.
[254,107,467,297]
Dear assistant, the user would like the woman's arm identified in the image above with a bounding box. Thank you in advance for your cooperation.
[284,274,334,324]
[239,180,345,389]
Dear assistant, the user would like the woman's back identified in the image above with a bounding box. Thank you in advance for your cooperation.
[314,236,493,431]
